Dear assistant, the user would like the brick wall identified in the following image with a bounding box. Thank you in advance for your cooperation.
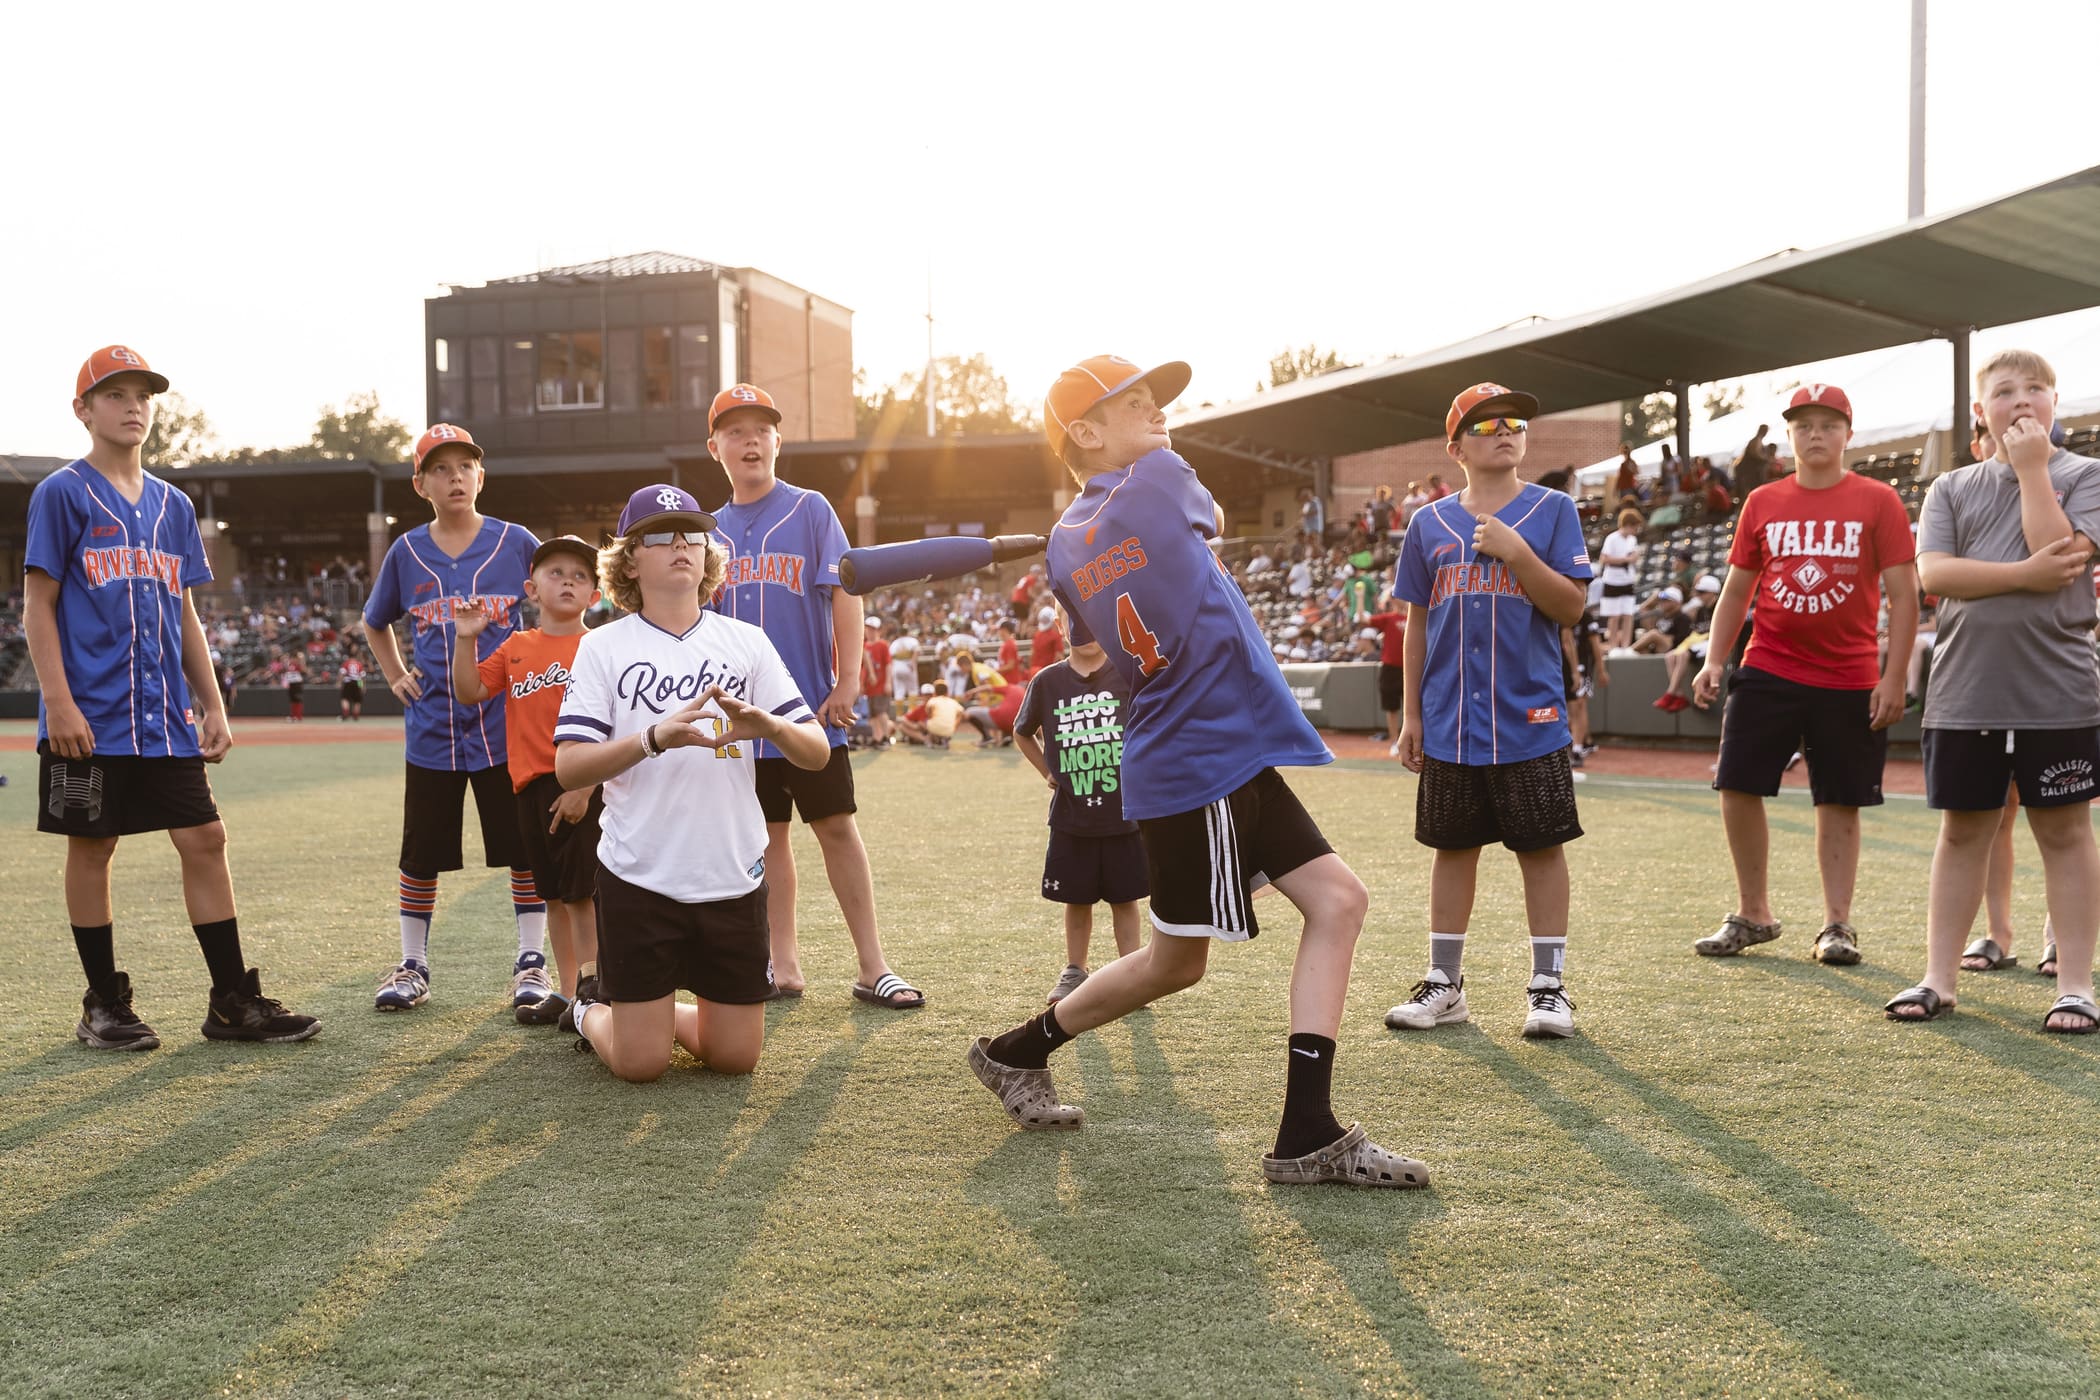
[740,269,855,443]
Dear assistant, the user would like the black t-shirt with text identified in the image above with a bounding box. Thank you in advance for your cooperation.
[1014,659,1138,837]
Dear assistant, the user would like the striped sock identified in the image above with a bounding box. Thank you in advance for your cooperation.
[1531,936,1567,980]
[398,871,437,967]
[511,868,547,958]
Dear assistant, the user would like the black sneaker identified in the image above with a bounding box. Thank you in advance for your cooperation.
[558,974,599,1034]
[78,973,160,1052]
[203,968,321,1043]
[518,991,570,1026]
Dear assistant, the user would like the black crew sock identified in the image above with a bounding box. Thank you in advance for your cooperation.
[986,1007,1074,1070]
[73,924,117,993]
[192,918,247,994]
[1273,1032,1347,1159]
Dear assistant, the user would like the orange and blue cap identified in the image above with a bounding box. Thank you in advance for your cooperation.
[1445,382,1540,441]
[76,345,169,399]
[709,383,782,432]
[413,424,484,472]
[1044,355,1192,458]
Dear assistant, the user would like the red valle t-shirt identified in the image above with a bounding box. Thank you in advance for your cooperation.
[1728,472,1914,689]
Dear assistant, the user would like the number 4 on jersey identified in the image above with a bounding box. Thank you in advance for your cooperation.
[1116,594,1169,676]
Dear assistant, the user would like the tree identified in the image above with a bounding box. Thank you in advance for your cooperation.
[310,390,411,462]
[141,392,217,468]
[1701,381,1746,421]
[1262,344,1357,391]
[855,354,1035,438]
[1621,393,1676,443]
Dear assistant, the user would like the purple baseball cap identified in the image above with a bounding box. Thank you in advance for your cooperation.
[618,483,716,537]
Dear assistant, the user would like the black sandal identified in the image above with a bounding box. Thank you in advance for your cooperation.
[2037,941,2058,979]
[1884,985,1951,1022]
[1960,937,2017,972]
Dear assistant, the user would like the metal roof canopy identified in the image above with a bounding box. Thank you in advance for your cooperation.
[1174,163,2100,465]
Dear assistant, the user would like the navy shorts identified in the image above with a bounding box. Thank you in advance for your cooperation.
[1922,726,2100,811]
[1137,768,1331,942]
[514,772,604,904]
[593,866,774,1005]
[37,745,220,838]
[1713,666,1886,807]
[1042,829,1149,906]
[400,762,522,876]
[755,746,857,824]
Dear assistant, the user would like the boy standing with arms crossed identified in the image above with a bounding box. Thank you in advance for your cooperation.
[969,356,1425,1189]
[1885,352,2100,1031]
[452,535,604,1023]
[1011,613,1146,1004]
[705,385,921,1009]
[28,346,317,1049]
[1689,386,1917,966]
[1386,384,1591,1038]
[361,426,543,1012]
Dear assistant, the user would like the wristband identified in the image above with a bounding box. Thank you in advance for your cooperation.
[640,723,661,758]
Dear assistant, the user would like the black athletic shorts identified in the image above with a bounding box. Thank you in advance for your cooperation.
[400,761,522,875]
[1042,828,1149,906]
[1713,665,1886,807]
[1922,726,2100,811]
[1136,768,1332,942]
[286,683,304,703]
[341,681,364,703]
[514,772,604,904]
[36,743,220,837]
[754,745,857,824]
[1378,662,1405,713]
[593,865,774,1004]
[1416,749,1583,853]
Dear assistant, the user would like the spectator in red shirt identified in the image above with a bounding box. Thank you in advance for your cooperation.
[861,617,893,746]
[1029,604,1066,674]
[1010,565,1040,619]
[1362,607,1407,756]
[996,616,1022,677]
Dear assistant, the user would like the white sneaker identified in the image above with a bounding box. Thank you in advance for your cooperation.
[1385,971,1467,1029]
[510,957,555,1009]
[1388,739,1402,758]
[1522,974,1576,1038]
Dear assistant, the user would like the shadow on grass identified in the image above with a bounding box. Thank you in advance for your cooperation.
[963,1013,1478,1397]
[1451,1034,2100,1397]
[1741,958,2100,1106]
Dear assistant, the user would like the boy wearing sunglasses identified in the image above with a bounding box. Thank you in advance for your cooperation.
[1388,384,1592,1038]
[554,485,826,1079]
[361,425,544,1013]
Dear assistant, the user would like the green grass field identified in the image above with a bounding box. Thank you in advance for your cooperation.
[2,730,2097,1399]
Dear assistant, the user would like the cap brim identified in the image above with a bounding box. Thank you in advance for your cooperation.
[416,443,485,471]
[84,368,172,397]
[1454,391,1540,437]
[1098,361,1193,414]
[621,509,717,537]
[1781,403,1851,424]
[710,404,783,431]
[530,539,600,571]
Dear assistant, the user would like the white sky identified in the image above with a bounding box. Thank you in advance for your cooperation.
[4,0,2098,458]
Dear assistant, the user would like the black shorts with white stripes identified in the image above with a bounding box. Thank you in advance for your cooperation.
[1135,768,1332,942]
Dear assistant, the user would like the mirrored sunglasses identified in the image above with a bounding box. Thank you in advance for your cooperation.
[1462,416,1528,437]
[638,531,710,547]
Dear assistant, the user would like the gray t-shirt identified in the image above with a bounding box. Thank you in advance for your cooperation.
[1916,449,2100,729]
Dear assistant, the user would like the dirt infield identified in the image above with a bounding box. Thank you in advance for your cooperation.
[0,717,1929,793]
[0,718,404,752]
[1320,729,1928,796]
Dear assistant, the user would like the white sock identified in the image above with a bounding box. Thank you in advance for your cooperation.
[398,871,436,968]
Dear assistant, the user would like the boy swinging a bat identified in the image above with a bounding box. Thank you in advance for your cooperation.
[965,355,1429,1190]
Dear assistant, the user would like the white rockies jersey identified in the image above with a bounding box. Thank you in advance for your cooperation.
[554,611,813,903]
